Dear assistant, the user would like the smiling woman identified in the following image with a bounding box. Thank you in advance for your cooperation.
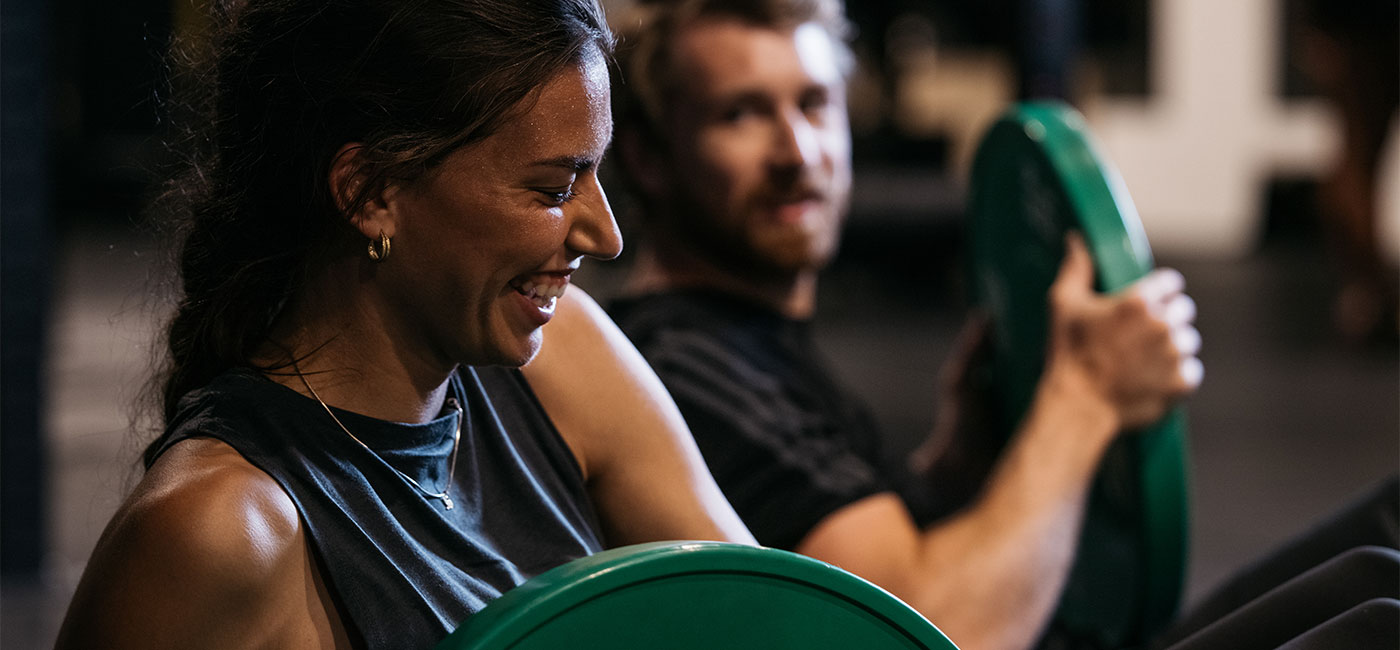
[330,45,621,370]
[52,1,751,649]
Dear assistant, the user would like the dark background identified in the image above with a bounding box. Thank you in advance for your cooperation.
[3,0,1395,646]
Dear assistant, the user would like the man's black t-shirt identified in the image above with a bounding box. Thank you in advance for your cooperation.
[611,289,890,550]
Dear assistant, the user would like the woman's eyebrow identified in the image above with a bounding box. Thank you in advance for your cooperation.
[531,154,599,172]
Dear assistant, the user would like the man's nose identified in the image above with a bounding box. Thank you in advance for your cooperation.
[769,108,821,171]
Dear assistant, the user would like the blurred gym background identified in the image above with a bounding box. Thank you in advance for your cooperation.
[3,0,1396,646]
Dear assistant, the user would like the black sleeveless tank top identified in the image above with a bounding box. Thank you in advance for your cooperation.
[154,366,604,649]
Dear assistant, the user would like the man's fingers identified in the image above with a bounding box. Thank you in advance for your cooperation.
[1179,356,1204,391]
[1133,268,1186,306]
[1162,293,1197,326]
[1172,325,1203,358]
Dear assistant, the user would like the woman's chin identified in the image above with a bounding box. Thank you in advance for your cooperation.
[491,331,544,369]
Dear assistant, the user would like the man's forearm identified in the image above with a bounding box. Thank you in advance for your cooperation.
[905,365,1119,650]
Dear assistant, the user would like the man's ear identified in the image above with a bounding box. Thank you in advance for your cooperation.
[329,142,398,241]
[617,128,672,199]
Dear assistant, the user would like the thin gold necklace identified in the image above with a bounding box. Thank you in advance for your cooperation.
[296,370,463,510]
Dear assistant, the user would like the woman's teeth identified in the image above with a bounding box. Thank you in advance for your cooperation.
[513,280,567,308]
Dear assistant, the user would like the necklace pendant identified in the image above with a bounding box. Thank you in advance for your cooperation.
[442,494,454,510]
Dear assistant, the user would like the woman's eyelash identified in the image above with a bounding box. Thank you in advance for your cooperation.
[539,187,579,205]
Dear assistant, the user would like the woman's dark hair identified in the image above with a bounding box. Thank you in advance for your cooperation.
[145,0,614,464]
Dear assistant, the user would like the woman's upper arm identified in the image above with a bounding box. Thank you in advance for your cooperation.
[56,439,346,649]
[523,288,755,547]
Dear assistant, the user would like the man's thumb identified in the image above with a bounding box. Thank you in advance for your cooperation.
[1051,232,1095,301]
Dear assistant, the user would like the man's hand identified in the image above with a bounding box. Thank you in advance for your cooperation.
[907,314,1002,518]
[1046,234,1203,431]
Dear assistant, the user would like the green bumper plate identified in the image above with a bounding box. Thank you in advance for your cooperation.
[437,542,959,650]
[967,102,1189,646]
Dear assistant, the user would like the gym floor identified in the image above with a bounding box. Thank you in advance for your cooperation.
[2,211,1396,648]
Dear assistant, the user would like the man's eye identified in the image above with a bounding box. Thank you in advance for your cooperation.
[800,89,830,115]
[721,107,750,123]
[720,101,763,124]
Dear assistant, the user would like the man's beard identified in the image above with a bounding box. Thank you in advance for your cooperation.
[665,197,843,282]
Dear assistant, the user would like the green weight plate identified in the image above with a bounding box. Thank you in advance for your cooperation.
[436,542,959,650]
[966,101,1189,646]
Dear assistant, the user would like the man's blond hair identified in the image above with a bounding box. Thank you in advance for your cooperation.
[610,0,854,145]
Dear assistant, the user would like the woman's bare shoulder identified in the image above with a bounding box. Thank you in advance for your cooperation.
[523,288,755,546]
[113,438,302,573]
[522,288,666,471]
[56,438,347,648]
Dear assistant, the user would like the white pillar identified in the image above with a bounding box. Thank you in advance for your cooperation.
[1086,0,1339,258]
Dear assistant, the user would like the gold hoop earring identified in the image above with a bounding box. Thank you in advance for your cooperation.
[367,230,391,262]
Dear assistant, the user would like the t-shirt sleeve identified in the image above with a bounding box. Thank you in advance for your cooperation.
[642,332,890,551]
